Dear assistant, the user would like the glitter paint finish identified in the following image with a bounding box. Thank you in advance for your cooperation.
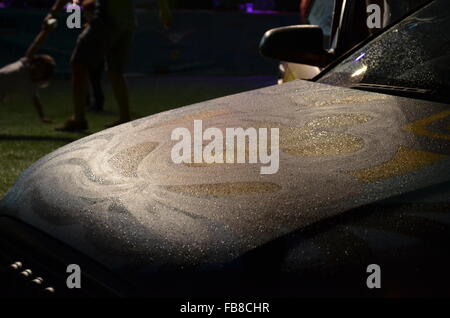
[403,111,450,140]
[108,142,159,178]
[348,147,447,182]
[164,182,282,197]
[1,80,450,279]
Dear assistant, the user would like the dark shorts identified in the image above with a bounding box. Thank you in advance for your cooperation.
[71,22,134,72]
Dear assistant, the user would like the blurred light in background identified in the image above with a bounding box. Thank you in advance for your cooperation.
[0,0,300,12]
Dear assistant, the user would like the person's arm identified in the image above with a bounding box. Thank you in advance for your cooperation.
[300,0,313,23]
[32,92,52,123]
[158,0,173,29]
[28,1,68,57]
[43,0,72,25]
[25,24,53,58]
[49,0,72,18]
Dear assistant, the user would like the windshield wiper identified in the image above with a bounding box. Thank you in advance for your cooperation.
[350,83,448,103]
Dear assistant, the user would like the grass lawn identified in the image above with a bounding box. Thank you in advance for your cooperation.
[0,76,275,198]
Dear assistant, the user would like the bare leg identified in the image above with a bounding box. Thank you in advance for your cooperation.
[72,62,89,122]
[88,63,105,111]
[56,62,90,131]
[108,70,131,122]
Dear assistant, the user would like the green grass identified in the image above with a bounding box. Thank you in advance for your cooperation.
[0,76,274,198]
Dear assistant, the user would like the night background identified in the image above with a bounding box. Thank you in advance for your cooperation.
[0,0,300,197]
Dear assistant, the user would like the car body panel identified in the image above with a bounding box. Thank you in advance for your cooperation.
[1,80,449,279]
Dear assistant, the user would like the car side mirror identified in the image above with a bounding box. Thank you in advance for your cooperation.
[259,25,333,68]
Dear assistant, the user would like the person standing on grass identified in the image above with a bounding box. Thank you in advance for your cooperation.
[44,0,173,131]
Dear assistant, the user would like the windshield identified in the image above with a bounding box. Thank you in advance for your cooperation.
[318,0,450,102]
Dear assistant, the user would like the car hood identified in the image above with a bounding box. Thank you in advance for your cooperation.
[1,80,450,278]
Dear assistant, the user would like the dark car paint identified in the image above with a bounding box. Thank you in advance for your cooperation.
[1,79,449,296]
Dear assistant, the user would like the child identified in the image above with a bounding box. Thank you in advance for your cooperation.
[0,21,56,123]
